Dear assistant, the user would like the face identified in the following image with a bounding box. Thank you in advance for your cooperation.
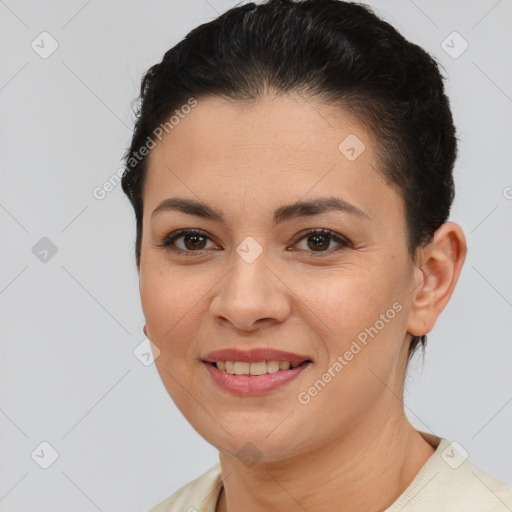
[139,94,417,462]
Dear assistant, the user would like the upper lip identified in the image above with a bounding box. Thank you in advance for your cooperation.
[202,348,312,364]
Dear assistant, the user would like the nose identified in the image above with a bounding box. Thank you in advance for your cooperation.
[209,249,291,332]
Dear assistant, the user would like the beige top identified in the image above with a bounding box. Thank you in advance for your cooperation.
[147,431,512,511]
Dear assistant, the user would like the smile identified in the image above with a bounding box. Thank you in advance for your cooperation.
[213,360,306,375]
[202,360,312,395]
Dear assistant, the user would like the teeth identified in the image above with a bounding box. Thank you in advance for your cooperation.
[249,361,267,376]
[234,362,250,375]
[266,361,280,373]
[215,360,306,375]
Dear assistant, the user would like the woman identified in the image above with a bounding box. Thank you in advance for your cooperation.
[121,0,512,510]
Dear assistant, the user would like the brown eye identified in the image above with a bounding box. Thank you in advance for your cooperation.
[294,229,350,253]
[160,229,216,254]
[182,232,208,250]
[306,232,330,251]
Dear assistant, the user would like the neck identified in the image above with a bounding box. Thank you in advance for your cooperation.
[216,407,435,512]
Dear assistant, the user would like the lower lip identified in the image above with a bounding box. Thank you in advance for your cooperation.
[202,361,312,396]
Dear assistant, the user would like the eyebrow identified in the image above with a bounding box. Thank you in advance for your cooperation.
[151,196,371,224]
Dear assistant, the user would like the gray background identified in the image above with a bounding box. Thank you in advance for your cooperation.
[1,0,511,510]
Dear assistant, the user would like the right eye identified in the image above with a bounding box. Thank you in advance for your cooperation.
[159,229,219,255]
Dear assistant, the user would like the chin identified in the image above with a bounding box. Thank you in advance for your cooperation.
[199,423,305,464]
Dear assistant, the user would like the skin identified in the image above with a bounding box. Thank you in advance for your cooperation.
[138,94,467,512]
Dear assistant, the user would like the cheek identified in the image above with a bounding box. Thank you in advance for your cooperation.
[140,269,209,409]
[139,266,208,349]
[297,263,407,375]
[293,271,406,423]
[298,267,391,335]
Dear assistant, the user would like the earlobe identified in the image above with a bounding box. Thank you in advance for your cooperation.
[407,222,467,337]
[143,324,149,338]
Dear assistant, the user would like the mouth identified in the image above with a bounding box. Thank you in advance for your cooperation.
[202,347,313,366]
[200,348,313,395]
[205,359,311,376]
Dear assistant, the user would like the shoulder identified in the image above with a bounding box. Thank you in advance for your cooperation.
[387,436,512,511]
[146,464,223,512]
[441,448,512,511]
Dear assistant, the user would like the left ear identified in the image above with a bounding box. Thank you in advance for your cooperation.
[406,222,467,337]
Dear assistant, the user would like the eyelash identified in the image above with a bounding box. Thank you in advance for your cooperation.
[158,228,351,257]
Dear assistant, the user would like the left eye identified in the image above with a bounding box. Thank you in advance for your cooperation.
[293,229,349,253]
[159,228,350,255]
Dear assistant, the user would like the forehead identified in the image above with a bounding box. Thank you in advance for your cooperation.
[149,94,376,169]
[143,94,403,228]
